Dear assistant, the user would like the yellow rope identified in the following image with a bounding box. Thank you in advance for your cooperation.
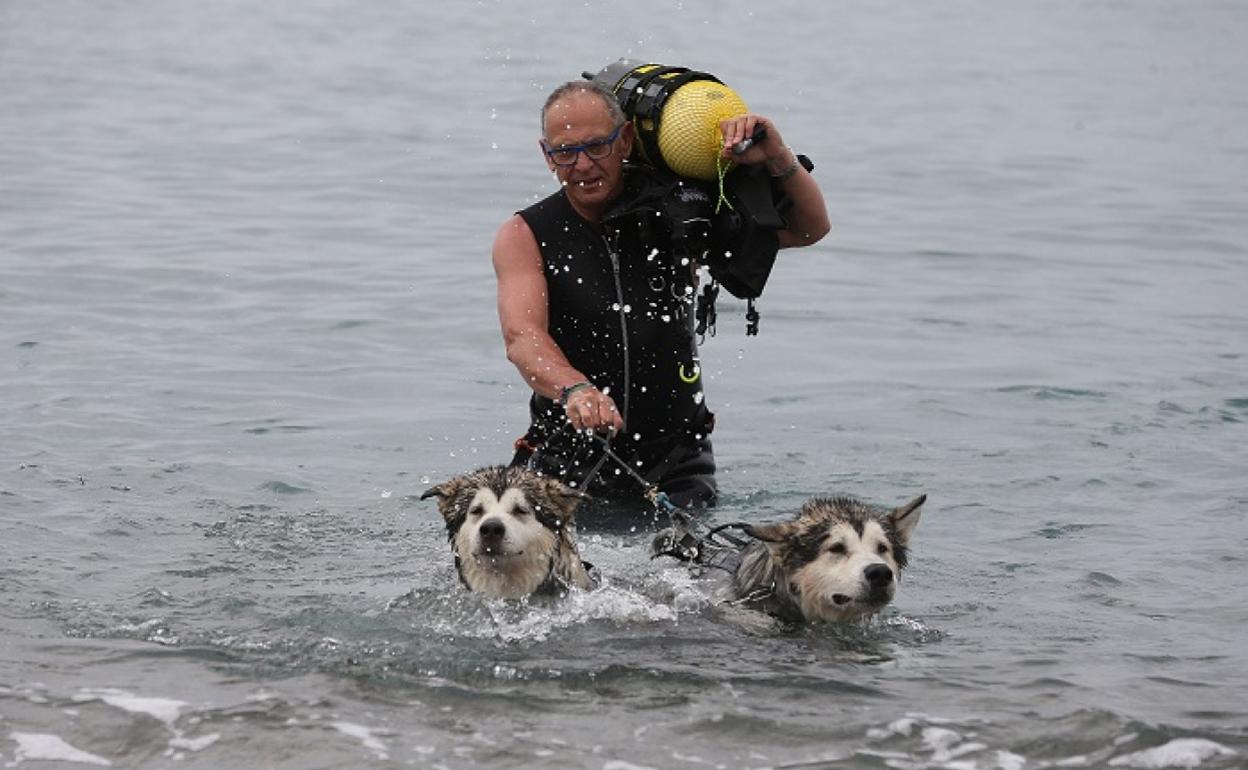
[714,150,735,214]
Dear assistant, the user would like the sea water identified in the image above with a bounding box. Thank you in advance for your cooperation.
[2,1,1245,768]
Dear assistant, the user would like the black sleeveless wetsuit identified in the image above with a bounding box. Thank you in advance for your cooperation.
[511,169,717,508]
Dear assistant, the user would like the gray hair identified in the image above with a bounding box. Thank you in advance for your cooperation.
[540,80,627,139]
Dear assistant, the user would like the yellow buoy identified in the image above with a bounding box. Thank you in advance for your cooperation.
[586,60,750,181]
[655,79,749,181]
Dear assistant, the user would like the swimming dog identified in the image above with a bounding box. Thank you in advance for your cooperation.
[653,494,926,623]
[421,465,594,599]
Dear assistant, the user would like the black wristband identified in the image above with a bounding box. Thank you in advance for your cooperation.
[557,381,592,406]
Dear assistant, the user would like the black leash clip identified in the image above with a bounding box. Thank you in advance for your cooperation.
[695,281,719,343]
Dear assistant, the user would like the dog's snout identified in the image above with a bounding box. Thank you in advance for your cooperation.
[479,518,506,540]
[864,563,893,587]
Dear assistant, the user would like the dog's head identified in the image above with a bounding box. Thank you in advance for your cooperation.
[420,466,589,599]
[744,494,926,622]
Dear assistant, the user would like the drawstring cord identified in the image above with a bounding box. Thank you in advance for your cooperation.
[714,153,735,215]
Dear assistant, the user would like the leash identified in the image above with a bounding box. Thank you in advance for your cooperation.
[524,424,681,515]
[528,427,759,568]
[587,433,681,515]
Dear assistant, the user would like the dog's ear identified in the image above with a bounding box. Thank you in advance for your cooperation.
[889,494,926,545]
[743,520,798,543]
[535,476,590,523]
[420,477,467,527]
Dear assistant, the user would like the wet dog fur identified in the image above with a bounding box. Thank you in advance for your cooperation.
[658,494,926,623]
[421,465,593,599]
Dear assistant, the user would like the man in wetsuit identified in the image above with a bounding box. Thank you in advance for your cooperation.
[493,80,830,509]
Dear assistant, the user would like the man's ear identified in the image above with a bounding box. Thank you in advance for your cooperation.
[889,494,926,546]
[617,120,635,158]
[538,137,556,173]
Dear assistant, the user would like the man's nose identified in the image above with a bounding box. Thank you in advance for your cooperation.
[573,150,596,171]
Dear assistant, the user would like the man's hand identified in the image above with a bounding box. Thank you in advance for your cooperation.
[719,114,787,170]
[717,113,831,248]
[564,386,625,435]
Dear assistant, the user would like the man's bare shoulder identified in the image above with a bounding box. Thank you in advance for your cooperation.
[493,214,541,272]
[494,214,534,247]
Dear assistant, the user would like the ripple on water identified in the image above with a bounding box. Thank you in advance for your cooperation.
[256,480,313,495]
[997,385,1110,400]
[1034,522,1100,539]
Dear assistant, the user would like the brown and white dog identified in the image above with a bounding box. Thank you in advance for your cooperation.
[421,466,594,599]
[655,494,926,623]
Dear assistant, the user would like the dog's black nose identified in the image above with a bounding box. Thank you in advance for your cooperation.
[479,518,506,541]
[864,563,893,587]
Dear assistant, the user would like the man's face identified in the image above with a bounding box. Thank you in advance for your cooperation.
[540,90,633,219]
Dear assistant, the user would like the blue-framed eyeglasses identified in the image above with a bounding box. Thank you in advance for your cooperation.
[544,124,623,166]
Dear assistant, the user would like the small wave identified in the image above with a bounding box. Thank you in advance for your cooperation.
[405,581,681,645]
[71,688,186,726]
[998,385,1109,400]
[1035,522,1100,539]
[10,732,112,766]
[257,480,313,494]
[1109,738,1236,768]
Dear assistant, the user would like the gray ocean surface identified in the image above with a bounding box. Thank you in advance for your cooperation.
[2,1,1246,768]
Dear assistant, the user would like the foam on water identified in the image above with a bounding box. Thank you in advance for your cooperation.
[459,583,681,644]
[331,722,389,761]
[9,733,112,766]
[1108,739,1237,769]
[70,688,186,726]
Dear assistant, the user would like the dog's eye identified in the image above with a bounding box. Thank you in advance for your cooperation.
[468,504,484,517]
[877,543,890,555]
[828,543,846,555]
[511,506,530,517]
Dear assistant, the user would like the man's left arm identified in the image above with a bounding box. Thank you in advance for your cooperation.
[719,114,831,249]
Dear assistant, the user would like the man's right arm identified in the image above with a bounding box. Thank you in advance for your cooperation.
[492,215,624,434]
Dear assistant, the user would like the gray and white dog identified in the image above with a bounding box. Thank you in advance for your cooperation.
[654,494,926,623]
[422,466,594,599]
